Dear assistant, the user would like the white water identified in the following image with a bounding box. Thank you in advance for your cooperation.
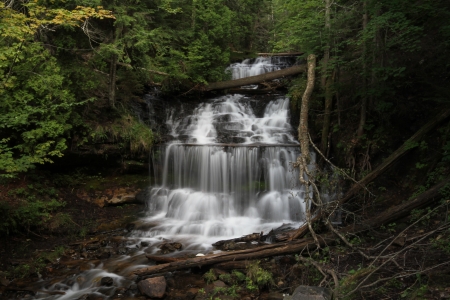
[132,92,313,253]
[227,56,293,80]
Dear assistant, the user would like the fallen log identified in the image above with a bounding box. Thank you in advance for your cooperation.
[257,52,304,56]
[289,108,450,240]
[133,180,448,276]
[205,65,306,91]
[146,255,184,264]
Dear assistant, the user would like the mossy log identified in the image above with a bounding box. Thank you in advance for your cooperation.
[204,65,306,91]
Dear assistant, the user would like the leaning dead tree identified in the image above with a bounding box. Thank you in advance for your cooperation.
[289,107,450,241]
[204,65,306,91]
[294,54,320,245]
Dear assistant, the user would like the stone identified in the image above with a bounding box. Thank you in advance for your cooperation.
[100,277,114,286]
[138,276,166,298]
[287,286,332,300]
[213,280,227,288]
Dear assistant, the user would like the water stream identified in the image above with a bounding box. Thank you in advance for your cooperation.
[32,56,311,300]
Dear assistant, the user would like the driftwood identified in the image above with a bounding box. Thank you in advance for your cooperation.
[289,108,450,240]
[205,65,306,91]
[133,179,448,276]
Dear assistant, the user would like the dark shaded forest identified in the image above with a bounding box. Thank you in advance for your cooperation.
[1,0,450,299]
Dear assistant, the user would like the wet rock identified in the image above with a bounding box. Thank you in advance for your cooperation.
[138,276,166,298]
[286,286,332,300]
[117,247,129,255]
[98,286,115,297]
[213,280,227,288]
[140,241,150,247]
[76,276,86,285]
[100,277,114,286]
[158,242,182,254]
[96,248,112,259]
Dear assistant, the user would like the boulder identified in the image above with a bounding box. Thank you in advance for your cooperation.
[138,276,166,298]
[285,286,332,300]
[100,277,113,286]
[77,187,142,207]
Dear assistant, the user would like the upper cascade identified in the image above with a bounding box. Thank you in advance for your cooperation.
[227,56,296,80]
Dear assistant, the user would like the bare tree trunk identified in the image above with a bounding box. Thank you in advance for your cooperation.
[296,54,317,244]
[298,55,316,160]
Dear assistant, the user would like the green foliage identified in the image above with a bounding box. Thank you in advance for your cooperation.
[245,260,274,288]
[0,179,67,234]
[203,269,217,284]
[90,114,154,155]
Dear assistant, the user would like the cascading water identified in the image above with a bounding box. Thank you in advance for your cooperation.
[132,93,313,252]
[30,57,312,300]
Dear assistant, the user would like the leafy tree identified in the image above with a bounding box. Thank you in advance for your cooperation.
[0,1,113,176]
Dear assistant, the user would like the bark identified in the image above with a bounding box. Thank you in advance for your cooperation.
[108,54,117,108]
[298,54,316,160]
[133,179,448,276]
[204,65,306,91]
[320,72,333,155]
[289,108,450,240]
[146,255,184,264]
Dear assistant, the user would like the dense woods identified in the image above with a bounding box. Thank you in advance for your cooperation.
[1,0,450,299]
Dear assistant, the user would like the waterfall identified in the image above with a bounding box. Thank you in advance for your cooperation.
[30,57,312,300]
[133,61,312,249]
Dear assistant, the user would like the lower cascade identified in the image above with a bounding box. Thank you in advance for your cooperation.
[132,93,313,250]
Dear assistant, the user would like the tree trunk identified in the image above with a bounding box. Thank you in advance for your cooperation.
[298,54,316,160]
[204,65,306,91]
[356,1,369,138]
[320,0,333,155]
[108,54,117,108]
